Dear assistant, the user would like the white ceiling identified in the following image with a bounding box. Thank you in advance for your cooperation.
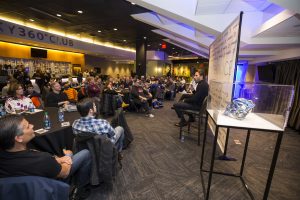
[128,0,300,64]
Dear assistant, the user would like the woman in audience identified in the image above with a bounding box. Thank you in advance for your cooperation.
[5,83,34,113]
[95,76,104,94]
[87,76,101,98]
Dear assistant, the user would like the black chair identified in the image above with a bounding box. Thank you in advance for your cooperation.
[110,108,134,149]
[0,176,69,200]
[73,132,118,186]
[128,93,140,112]
[179,96,208,145]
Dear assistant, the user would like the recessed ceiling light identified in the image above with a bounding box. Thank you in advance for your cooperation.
[131,3,136,5]
[123,40,126,42]
[56,14,62,17]
[29,19,35,22]
[113,28,118,31]
[77,10,83,14]
[97,30,101,33]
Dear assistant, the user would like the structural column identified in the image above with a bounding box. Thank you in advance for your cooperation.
[136,37,147,77]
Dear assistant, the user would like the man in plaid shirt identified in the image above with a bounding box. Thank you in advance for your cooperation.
[72,98,124,152]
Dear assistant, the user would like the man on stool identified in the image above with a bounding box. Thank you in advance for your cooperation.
[173,70,208,127]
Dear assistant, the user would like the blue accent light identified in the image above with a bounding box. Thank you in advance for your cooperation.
[178,22,195,31]
[233,62,248,98]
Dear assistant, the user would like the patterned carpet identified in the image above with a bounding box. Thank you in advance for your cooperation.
[87,98,300,200]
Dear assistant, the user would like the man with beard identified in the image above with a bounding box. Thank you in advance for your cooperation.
[173,70,208,127]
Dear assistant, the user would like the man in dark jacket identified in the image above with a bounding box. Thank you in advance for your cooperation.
[173,70,208,126]
[45,82,69,107]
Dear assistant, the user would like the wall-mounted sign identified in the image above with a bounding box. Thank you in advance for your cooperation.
[0,19,75,47]
[0,19,135,60]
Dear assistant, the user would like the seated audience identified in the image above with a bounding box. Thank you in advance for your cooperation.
[32,69,45,93]
[63,83,78,103]
[25,83,43,108]
[103,81,129,108]
[1,76,17,97]
[165,78,175,100]
[95,76,104,93]
[173,70,208,127]
[25,83,41,98]
[68,77,79,88]
[5,83,34,113]
[86,77,101,98]
[45,82,69,107]
[72,98,124,155]
[130,80,154,118]
[0,115,92,198]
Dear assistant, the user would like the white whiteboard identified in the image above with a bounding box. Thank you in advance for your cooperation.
[207,13,243,152]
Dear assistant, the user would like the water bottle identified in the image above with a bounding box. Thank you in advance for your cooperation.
[0,104,5,117]
[58,107,64,122]
[44,112,51,130]
[180,133,185,142]
[28,102,35,112]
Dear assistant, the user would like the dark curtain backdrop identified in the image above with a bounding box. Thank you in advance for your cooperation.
[274,59,300,130]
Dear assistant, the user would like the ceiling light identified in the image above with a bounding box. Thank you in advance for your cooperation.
[131,3,136,5]
[123,40,126,42]
[29,19,34,22]
[97,30,101,33]
[77,10,83,14]
[143,36,147,39]
[113,28,118,31]
[56,14,62,17]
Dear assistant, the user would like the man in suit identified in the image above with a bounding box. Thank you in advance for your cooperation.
[173,70,208,126]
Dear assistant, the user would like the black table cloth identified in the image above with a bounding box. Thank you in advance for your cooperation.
[26,107,80,156]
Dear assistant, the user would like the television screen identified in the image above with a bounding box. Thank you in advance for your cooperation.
[31,48,47,58]
[257,64,275,83]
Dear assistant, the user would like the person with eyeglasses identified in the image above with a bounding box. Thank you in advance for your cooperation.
[5,83,35,114]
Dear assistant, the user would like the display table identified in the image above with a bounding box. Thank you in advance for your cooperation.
[200,109,284,200]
